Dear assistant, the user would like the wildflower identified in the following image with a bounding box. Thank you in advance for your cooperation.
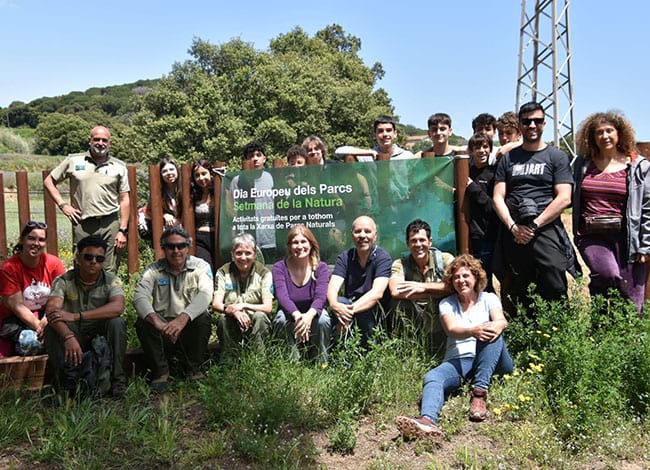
[504,403,511,411]
[321,363,328,369]
[503,374,511,380]
[535,330,542,335]
[513,370,520,377]
[493,408,502,416]
[543,333,550,338]
[518,394,531,402]
[551,326,558,331]
[513,405,520,410]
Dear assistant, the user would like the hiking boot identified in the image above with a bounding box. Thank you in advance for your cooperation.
[111,381,127,399]
[469,388,488,421]
[395,415,443,439]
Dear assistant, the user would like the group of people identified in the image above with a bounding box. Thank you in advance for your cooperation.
[0,101,647,438]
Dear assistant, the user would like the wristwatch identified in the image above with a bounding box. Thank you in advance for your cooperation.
[119,227,129,235]
[529,221,539,232]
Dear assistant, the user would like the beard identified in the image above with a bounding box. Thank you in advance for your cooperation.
[90,144,109,159]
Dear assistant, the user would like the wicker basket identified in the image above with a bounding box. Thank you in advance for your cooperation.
[0,354,48,390]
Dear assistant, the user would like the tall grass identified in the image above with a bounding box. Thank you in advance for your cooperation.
[1,291,649,467]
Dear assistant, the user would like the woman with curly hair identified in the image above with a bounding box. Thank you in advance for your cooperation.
[395,254,513,439]
[573,111,650,312]
[191,159,217,272]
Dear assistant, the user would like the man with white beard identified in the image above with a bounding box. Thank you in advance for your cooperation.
[44,126,130,272]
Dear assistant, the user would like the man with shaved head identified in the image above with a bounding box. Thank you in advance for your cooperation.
[44,125,130,272]
[327,215,392,347]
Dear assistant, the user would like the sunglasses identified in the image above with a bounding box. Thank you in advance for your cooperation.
[26,220,47,230]
[163,242,189,250]
[520,117,545,126]
[82,253,106,263]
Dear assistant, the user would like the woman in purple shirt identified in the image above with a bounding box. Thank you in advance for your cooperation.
[272,225,331,363]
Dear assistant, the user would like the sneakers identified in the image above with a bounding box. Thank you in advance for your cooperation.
[469,388,488,422]
[395,415,443,439]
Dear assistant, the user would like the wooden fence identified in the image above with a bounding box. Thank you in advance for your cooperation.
[0,157,471,273]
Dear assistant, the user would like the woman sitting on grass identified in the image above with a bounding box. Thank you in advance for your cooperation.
[395,254,513,439]
[272,225,331,363]
[0,221,65,357]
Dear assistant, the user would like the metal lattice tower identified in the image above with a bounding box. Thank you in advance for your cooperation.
[516,0,576,159]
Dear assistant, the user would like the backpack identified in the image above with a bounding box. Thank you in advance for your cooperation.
[62,335,113,398]
[401,248,445,282]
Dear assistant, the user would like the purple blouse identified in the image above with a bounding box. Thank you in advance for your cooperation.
[272,260,329,315]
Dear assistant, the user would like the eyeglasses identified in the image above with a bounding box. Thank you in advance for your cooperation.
[82,253,106,262]
[26,221,47,230]
[163,242,189,251]
[520,117,545,126]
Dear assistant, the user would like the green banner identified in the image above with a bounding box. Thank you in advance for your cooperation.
[220,158,456,264]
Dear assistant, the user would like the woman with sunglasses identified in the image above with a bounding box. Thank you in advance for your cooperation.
[0,221,65,357]
[573,112,650,312]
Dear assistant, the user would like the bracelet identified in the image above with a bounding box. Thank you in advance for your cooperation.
[509,222,516,232]
[63,334,75,342]
[78,311,84,322]
[58,202,67,210]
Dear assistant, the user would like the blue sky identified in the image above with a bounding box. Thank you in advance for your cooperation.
[1,0,648,141]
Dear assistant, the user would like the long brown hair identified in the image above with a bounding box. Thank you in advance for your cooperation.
[286,224,321,272]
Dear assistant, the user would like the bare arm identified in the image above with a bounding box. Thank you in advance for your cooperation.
[389,279,450,300]
[44,173,81,224]
[4,292,41,331]
[114,191,130,249]
[441,303,508,342]
[351,277,389,314]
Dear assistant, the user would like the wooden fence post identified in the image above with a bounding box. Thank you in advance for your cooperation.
[42,170,58,256]
[127,166,139,275]
[455,156,470,254]
[16,172,30,230]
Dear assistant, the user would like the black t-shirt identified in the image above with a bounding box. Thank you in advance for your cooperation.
[468,164,497,240]
[495,146,573,221]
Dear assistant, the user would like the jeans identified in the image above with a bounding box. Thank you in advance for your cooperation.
[420,336,513,423]
[273,309,332,363]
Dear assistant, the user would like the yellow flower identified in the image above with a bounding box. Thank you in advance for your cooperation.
[513,370,520,377]
[518,394,531,402]
[504,403,511,411]
[321,363,328,369]
[513,405,520,410]
[543,333,551,338]
[551,326,558,331]
[535,330,542,334]
[493,408,502,415]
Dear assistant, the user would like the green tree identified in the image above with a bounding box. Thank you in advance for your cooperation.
[34,113,91,156]
[122,25,394,166]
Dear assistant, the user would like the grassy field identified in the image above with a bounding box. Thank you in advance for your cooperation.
[1,286,649,469]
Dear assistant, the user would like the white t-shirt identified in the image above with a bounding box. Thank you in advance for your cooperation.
[439,291,501,361]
